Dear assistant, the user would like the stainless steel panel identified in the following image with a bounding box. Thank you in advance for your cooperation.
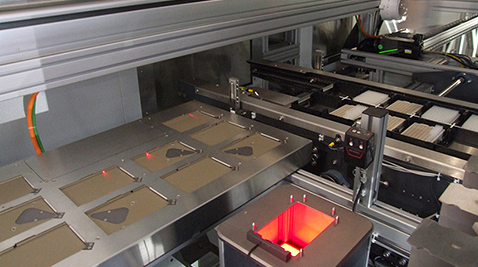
[0,0,379,101]
[0,101,311,266]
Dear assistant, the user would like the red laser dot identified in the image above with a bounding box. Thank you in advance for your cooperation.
[188,113,196,118]
[102,170,107,175]
[146,152,152,159]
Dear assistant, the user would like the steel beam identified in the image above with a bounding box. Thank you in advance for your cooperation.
[0,0,379,101]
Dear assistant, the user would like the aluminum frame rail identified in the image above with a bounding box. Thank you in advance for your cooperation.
[0,0,379,101]
[288,170,420,256]
[182,63,469,180]
[421,0,478,13]
[341,49,478,77]
[423,15,478,51]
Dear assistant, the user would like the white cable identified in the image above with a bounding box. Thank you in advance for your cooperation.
[383,160,439,177]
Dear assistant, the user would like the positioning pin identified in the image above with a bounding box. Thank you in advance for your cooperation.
[290,195,294,203]
[252,222,257,232]
[302,194,307,203]
[331,207,336,216]
[334,216,339,226]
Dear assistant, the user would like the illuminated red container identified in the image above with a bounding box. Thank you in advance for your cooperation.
[257,202,335,256]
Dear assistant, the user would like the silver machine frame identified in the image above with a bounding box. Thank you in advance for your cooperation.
[182,60,478,260]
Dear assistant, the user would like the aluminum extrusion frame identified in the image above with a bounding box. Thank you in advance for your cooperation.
[0,0,379,101]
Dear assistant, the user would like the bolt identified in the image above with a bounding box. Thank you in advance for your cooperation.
[398,258,407,266]
[383,251,391,258]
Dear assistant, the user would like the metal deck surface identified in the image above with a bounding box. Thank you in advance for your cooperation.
[0,101,311,266]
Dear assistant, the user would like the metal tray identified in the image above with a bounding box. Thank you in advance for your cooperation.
[86,185,169,235]
[60,166,136,206]
[132,141,198,173]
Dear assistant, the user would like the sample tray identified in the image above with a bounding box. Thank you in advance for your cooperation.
[353,90,389,106]
[163,110,215,132]
[0,223,87,267]
[86,185,169,235]
[132,141,197,173]
[386,100,423,115]
[0,175,36,205]
[190,121,247,146]
[402,123,444,143]
[0,197,59,243]
[222,133,281,162]
[329,104,367,121]
[162,157,233,193]
[422,106,460,125]
[61,166,136,206]
[387,116,406,131]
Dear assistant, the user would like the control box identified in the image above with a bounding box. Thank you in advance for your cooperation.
[345,126,375,168]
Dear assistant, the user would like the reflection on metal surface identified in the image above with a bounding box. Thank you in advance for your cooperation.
[132,141,197,173]
[162,157,233,194]
[0,223,87,267]
[0,197,58,242]
[0,175,36,205]
[60,166,136,206]
[87,185,169,235]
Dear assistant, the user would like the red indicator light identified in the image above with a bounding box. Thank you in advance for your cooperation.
[188,113,196,118]
[102,170,107,175]
[280,243,300,257]
[146,152,152,159]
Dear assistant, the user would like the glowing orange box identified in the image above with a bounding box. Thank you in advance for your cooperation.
[257,202,334,256]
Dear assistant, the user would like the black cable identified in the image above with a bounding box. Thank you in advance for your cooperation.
[352,181,365,212]
[243,244,259,267]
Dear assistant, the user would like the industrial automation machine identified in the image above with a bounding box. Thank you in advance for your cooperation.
[1,0,478,266]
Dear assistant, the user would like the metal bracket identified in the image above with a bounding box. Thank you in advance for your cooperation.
[165,148,196,158]
[224,146,253,156]
[353,108,389,208]
[15,208,63,224]
[83,242,95,250]
[229,77,241,113]
[90,207,129,224]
